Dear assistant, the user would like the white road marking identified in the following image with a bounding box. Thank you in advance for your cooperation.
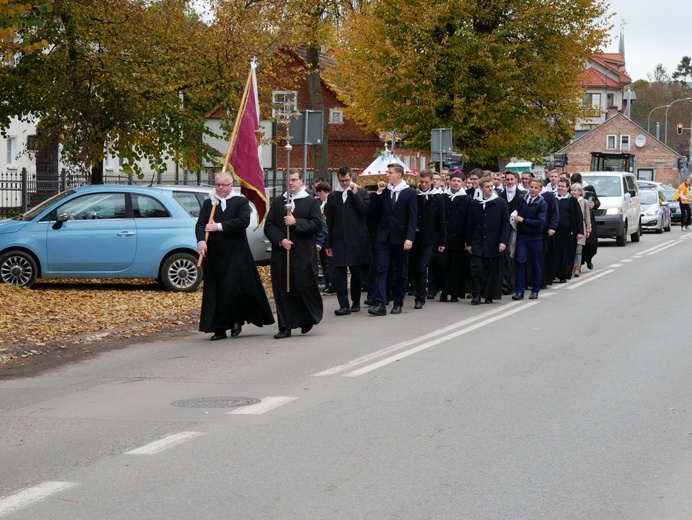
[646,241,682,255]
[638,240,677,255]
[0,481,76,518]
[342,303,539,377]
[125,431,205,455]
[228,396,297,415]
[564,269,614,290]
[312,303,520,377]
[608,263,623,268]
[620,259,634,262]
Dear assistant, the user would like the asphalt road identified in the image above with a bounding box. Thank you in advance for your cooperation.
[1,230,692,519]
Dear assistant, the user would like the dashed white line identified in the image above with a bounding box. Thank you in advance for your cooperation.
[565,269,614,290]
[0,481,76,518]
[646,241,682,255]
[228,396,297,415]
[125,431,205,455]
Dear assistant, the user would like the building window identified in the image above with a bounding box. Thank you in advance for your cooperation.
[272,90,298,119]
[581,93,602,117]
[605,134,616,150]
[329,109,344,124]
[607,93,615,108]
[6,136,17,166]
[620,135,630,151]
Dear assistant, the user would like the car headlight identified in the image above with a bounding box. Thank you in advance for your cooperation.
[606,207,622,215]
[645,208,658,216]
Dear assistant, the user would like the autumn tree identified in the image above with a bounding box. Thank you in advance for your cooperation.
[328,0,610,166]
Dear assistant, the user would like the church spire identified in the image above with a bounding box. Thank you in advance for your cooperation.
[618,18,626,64]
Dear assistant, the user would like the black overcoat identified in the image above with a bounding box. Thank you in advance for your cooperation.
[196,197,274,332]
[444,193,472,250]
[324,187,371,267]
[416,192,447,247]
[466,197,510,258]
[264,195,324,330]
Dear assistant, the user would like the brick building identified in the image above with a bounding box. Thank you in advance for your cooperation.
[557,112,684,186]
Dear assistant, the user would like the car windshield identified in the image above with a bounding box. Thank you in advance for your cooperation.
[639,190,658,205]
[661,190,677,202]
[13,190,76,221]
[583,176,622,197]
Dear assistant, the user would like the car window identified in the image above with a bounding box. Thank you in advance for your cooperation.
[585,176,621,197]
[133,195,170,218]
[624,176,637,194]
[640,190,658,204]
[58,193,127,220]
[662,190,677,202]
[172,191,202,218]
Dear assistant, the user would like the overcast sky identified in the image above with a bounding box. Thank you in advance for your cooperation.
[603,0,691,82]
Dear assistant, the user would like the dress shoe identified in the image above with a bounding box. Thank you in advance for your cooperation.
[439,294,448,302]
[426,292,436,300]
[450,296,459,303]
[368,304,387,316]
[210,332,227,341]
[485,298,493,304]
[512,292,524,300]
[471,295,481,305]
[274,329,291,339]
[502,287,512,295]
[231,323,242,337]
[586,262,594,270]
[301,323,313,334]
[364,299,375,306]
[322,286,336,294]
[350,304,361,313]
[334,307,351,316]
[559,278,567,283]
[414,300,423,309]
[529,291,539,299]
[391,304,403,314]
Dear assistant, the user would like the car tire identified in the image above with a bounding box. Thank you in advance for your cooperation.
[0,250,38,287]
[664,217,671,232]
[616,220,627,246]
[656,226,663,234]
[160,252,202,292]
[631,220,641,243]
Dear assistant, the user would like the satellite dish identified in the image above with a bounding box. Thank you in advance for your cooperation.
[635,135,646,148]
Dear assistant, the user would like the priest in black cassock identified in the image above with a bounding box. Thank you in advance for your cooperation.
[196,173,274,341]
[264,169,324,339]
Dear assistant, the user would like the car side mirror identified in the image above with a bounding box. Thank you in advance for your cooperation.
[661,201,669,207]
[52,213,69,230]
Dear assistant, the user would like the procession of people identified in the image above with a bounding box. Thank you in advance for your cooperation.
[198,166,601,340]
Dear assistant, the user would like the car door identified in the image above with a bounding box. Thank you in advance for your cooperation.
[624,175,640,232]
[45,192,137,273]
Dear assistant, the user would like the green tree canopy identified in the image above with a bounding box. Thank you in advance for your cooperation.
[328,0,610,165]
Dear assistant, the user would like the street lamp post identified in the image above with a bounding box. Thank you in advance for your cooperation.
[664,97,692,144]
[648,104,670,134]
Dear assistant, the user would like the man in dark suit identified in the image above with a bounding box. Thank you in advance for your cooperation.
[466,176,510,304]
[440,171,472,302]
[500,171,526,295]
[368,163,417,316]
[410,170,446,309]
[324,166,371,316]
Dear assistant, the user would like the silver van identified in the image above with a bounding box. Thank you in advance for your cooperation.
[580,172,641,246]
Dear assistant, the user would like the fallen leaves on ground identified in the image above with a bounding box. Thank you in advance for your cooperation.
[0,266,273,367]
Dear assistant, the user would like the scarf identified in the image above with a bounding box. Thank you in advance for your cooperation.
[444,187,467,201]
[210,189,237,212]
[387,180,409,204]
[555,192,570,200]
[335,183,350,202]
[472,187,483,201]
[282,186,309,212]
[542,184,558,194]
[419,186,441,200]
[480,191,499,209]
[505,187,516,202]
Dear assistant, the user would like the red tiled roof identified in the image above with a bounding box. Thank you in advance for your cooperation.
[579,67,623,89]
[588,54,631,85]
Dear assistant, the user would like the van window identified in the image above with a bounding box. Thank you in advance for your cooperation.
[584,176,622,197]
[624,175,637,194]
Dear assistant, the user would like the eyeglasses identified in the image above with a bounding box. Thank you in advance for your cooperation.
[214,183,232,187]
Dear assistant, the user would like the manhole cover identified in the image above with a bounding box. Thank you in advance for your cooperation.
[171,397,261,409]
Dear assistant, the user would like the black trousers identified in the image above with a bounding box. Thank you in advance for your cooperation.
[681,203,691,227]
[334,265,364,309]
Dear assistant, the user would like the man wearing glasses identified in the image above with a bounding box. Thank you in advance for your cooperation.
[196,172,274,341]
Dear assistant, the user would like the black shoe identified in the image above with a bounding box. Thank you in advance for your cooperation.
[512,292,524,300]
[466,294,473,299]
[439,294,448,302]
[450,296,459,303]
[350,304,361,313]
[334,307,351,316]
[407,289,416,296]
[368,304,387,316]
[471,295,481,305]
[559,278,567,283]
[485,298,493,304]
[210,332,227,341]
[323,286,336,294]
[427,292,436,300]
[231,323,242,337]
[364,299,375,306]
[529,291,539,299]
[301,324,313,334]
[414,300,423,309]
[391,304,403,314]
[274,329,291,339]
[587,262,593,270]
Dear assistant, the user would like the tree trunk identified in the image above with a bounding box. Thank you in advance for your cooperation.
[91,161,104,185]
[306,45,329,179]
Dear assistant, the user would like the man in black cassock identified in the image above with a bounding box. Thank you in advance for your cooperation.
[196,173,274,341]
[466,176,510,304]
[264,169,324,339]
[324,166,371,316]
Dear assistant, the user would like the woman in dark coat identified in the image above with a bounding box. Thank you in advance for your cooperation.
[571,173,599,269]
[196,174,274,340]
[553,179,584,282]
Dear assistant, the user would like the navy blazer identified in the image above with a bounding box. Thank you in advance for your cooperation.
[370,186,418,245]
[466,197,510,258]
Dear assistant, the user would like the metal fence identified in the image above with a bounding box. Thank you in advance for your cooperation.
[0,168,291,218]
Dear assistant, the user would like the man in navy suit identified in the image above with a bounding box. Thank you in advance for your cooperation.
[368,164,417,316]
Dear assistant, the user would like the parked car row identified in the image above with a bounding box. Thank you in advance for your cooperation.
[0,185,271,291]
